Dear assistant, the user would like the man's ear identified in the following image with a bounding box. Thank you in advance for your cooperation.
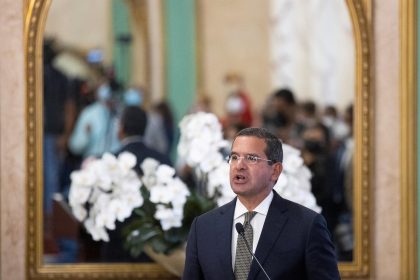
[271,162,283,182]
[117,122,124,141]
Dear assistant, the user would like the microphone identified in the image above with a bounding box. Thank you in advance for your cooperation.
[235,223,271,280]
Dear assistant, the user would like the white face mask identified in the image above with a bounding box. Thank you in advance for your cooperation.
[226,96,244,114]
[322,116,334,127]
[97,84,111,102]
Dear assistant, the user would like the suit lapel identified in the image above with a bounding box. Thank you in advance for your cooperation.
[248,191,289,280]
[215,198,236,278]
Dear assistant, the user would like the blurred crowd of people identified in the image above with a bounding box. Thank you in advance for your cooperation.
[43,39,175,263]
[193,74,354,261]
[43,37,353,262]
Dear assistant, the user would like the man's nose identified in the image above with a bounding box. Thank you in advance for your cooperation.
[236,156,247,168]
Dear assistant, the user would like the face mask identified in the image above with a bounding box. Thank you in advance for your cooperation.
[322,116,334,127]
[124,88,143,106]
[225,96,244,114]
[304,140,325,154]
[97,85,111,102]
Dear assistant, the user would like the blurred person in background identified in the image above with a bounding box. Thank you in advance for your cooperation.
[43,38,76,255]
[329,103,354,261]
[154,101,175,155]
[101,106,171,262]
[295,101,319,134]
[300,122,336,234]
[262,88,300,147]
[321,105,350,151]
[122,87,169,154]
[68,83,120,159]
[222,72,254,128]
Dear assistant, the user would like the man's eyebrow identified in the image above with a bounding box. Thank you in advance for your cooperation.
[246,153,259,157]
[230,152,260,157]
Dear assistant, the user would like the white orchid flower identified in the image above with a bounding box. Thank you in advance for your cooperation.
[120,191,144,209]
[150,185,175,204]
[95,208,116,230]
[154,205,183,231]
[155,165,176,184]
[70,169,96,188]
[141,158,160,174]
[85,218,110,242]
[71,204,87,221]
[118,151,137,172]
[109,199,133,222]
[68,184,91,206]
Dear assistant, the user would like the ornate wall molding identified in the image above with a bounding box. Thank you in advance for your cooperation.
[400,0,418,279]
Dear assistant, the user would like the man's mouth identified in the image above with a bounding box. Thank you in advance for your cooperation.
[234,174,246,182]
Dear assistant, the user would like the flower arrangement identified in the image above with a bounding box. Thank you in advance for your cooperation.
[69,112,320,258]
[68,152,144,242]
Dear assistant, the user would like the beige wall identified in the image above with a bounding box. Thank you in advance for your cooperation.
[0,0,409,279]
[198,0,271,118]
[44,0,148,88]
[0,0,26,279]
[44,0,113,62]
[373,0,401,278]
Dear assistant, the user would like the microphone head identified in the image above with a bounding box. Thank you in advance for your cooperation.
[235,222,245,235]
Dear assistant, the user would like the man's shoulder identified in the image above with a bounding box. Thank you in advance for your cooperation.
[196,198,235,222]
[274,192,320,220]
[120,141,172,166]
[80,102,104,116]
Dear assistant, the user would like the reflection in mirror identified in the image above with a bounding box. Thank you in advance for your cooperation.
[28,0,371,278]
[42,0,153,263]
[197,0,355,262]
[44,0,354,264]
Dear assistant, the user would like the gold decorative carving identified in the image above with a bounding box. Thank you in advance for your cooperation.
[336,1,371,278]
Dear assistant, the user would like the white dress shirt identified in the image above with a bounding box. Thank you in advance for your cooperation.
[231,191,274,270]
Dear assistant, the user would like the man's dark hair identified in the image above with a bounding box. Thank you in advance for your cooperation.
[234,127,283,163]
[273,88,296,106]
[120,106,148,137]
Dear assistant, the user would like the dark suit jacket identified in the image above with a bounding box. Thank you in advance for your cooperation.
[183,190,340,280]
[118,139,172,174]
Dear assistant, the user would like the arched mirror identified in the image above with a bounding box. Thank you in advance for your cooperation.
[25,0,371,278]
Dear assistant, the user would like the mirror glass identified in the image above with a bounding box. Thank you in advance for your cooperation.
[29,0,370,277]
[43,0,354,264]
[42,0,153,263]
[196,0,355,263]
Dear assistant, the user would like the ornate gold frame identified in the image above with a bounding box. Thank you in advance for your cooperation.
[25,0,373,278]
[336,0,371,277]
[400,0,418,279]
[25,0,176,278]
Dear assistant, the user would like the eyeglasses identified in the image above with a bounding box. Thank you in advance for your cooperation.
[226,154,273,165]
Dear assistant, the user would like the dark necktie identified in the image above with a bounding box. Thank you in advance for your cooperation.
[234,211,257,280]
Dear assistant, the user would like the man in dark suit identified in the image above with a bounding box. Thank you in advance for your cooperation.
[183,127,340,280]
[101,105,171,262]
[116,105,171,170]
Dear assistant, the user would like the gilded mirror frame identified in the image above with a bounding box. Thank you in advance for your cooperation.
[25,0,372,278]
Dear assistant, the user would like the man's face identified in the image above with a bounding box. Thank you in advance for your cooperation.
[229,136,282,202]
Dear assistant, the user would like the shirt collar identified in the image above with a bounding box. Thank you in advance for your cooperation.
[233,191,274,220]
